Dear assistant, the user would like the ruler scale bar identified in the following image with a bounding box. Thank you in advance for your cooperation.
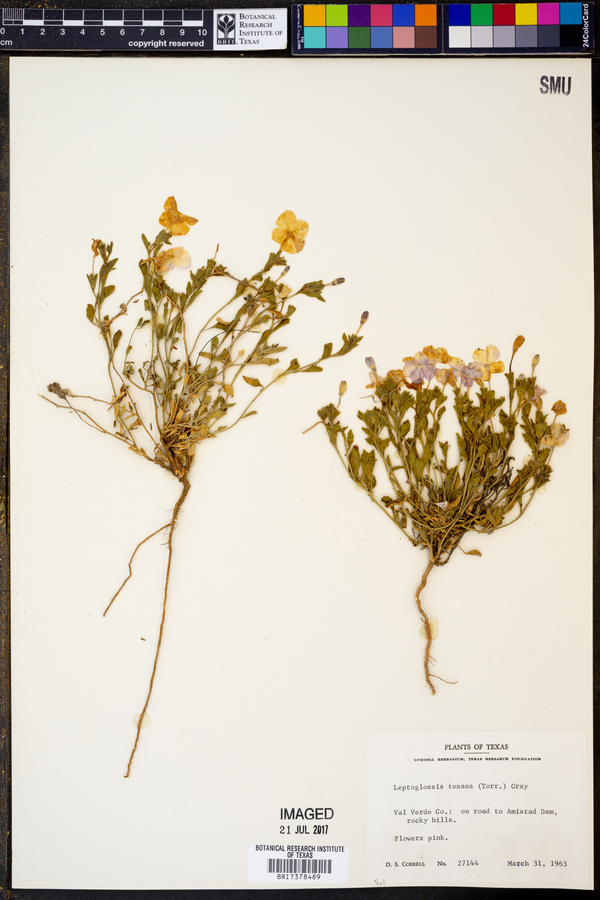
[0,7,288,49]
[8,9,207,25]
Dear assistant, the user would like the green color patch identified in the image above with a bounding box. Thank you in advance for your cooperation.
[327,4,348,26]
[349,25,371,47]
[471,3,493,25]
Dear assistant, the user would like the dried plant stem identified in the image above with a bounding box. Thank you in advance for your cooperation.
[414,556,437,695]
[104,522,170,617]
[414,555,457,695]
[124,477,190,778]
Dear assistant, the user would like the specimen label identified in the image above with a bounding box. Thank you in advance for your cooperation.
[367,732,589,887]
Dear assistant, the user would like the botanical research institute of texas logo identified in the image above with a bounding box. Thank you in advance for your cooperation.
[217,13,236,44]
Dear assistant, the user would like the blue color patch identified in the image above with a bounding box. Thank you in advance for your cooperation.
[393,4,415,25]
[448,4,471,25]
[560,2,582,24]
[371,25,394,46]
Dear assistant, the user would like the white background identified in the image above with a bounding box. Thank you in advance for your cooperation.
[10,57,593,889]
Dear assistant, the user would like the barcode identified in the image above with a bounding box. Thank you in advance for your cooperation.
[267,858,332,874]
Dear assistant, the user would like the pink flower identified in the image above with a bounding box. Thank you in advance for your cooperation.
[530,384,547,409]
[152,247,191,276]
[450,359,482,388]
[403,351,437,384]
[365,357,383,389]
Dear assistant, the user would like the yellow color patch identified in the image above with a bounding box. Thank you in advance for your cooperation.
[515,4,537,24]
[304,5,326,26]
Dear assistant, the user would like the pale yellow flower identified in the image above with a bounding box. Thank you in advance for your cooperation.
[159,196,198,235]
[540,422,570,449]
[152,247,191,276]
[387,368,406,387]
[272,210,309,254]
[422,345,450,364]
[435,367,456,387]
[472,345,504,381]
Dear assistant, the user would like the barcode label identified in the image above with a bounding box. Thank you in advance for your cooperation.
[268,857,332,874]
[248,845,348,884]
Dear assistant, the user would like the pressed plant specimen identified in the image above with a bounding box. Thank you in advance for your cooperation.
[45,199,366,775]
[315,338,569,694]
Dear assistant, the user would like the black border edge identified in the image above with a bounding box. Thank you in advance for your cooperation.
[0,48,8,900]
[0,3,597,900]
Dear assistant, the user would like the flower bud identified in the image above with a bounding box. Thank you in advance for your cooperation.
[328,277,345,286]
[532,354,540,369]
[360,310,369,325]
[512,335,525,354]
[552,400,567,416]
[282,266,290,276]
[365,356,377,371]
[339,380,347,397]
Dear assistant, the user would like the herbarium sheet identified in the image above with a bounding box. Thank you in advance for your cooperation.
[10,57,593,889]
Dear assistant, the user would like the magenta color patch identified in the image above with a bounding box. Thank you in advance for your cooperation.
[538,3,561,24]
[371,4,393,25]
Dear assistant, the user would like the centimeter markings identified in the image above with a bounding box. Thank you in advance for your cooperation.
[0,8,213,48]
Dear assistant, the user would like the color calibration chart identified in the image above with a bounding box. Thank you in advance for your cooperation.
[292,3,594,53]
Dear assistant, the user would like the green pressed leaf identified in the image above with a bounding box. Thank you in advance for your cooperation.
[242,376,263,388]
[99,258,118,279]
[317,403,339,423]
[154,229,172,247]
[242,410,258,418]
[87,273,98,291]
[298,281,325,302]
[303,365,323,373]
[102,284,116,301]
[412,457,425,480]
[264,249,286,272]
[86,304,95,323]
[113,330,123,351]
[349,445,361,480]
[335,333,362,357]
[360,449,377,491]
[322,342,333,359]
[325,423,343,447]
